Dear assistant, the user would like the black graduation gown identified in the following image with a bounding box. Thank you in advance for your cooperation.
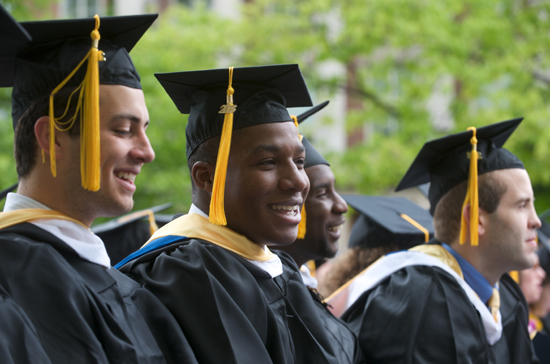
[119,237,358,364]
[499,273,539,364]
[0,223,197,364]
[342,264,513,364]
[0,285,51,364]
[304,285,359,364]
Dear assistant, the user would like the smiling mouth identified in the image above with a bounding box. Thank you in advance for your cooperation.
[329,224,343,233]
[116,171,136,184]
[270,204,299,216]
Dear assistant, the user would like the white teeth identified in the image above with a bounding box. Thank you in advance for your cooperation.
[116,172,136,183]
[270,205,299,216]
[329,224,342,232]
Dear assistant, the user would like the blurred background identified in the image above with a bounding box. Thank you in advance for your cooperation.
[2,0,550,228]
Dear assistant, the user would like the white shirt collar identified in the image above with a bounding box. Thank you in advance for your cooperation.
[3,193,111,268]
[300,264,318,289]
[188,203,283,278]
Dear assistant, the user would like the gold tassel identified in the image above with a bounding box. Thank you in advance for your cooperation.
[209,67,236,226]
[297,205,306,239]
[48,15,104,191]
[509,271,519,283]
[459,127,479,246]
[146,210,159,236]
[291,115,303,141]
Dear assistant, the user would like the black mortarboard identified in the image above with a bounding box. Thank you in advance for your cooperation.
[92,203,174,265]
[343,195,434,250]
[156,64,312,227]
[295,101,330,168]
[8,14,157,126]
[0,5,31,88]
[396,118,524,215]
[155,64,312,158]
[2,13,157,192]
[0,183,18,201]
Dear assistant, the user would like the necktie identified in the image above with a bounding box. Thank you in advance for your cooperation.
[487,287,500,323]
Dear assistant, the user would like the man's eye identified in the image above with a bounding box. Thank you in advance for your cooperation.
[114,130,131,136]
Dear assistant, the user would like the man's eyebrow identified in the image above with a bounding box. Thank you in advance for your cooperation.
[249,143,305,154]
[312,182,331,190]
[109,113,141,124]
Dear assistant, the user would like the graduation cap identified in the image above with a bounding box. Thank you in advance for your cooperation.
[395,118,524,246]
[343,195,434,250]
[92,203,174,265]
[156,64,313,227]
[3,13,157,191]
[295,100,330,169]
[0,183,18,201]
[0,5,31,88]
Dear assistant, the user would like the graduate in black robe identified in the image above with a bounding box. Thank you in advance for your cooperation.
[0,10,50,364]
[274,102,358,364]
[0,11,197,364]
[118,65,351,363]
[0,284,51,364]
[341,119,539,363]
[0,223,198,364]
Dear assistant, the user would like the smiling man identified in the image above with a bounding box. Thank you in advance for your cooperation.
[274,103,357,364]
[342,118,541,363]
[117,65,353,363]
[0,12,196,364]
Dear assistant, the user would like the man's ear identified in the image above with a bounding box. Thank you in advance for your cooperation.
[34,116,66,160]
[463,202,488,237]
[477,205,489,237]
[191,161,215,193]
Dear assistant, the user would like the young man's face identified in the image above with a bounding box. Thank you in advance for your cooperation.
[299,164,348,260]
[223,121,310,246]
[483,168,541,272]
[64,85,155,219]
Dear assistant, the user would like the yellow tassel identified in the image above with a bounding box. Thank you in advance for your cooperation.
[80,16,102,191]
[146,210,159,236]
[509,271,519,283]
[306,259,316,277]
[290,115,303,141]
[48,15,104,191]
[209,67,236,226]
[400,213,429,242]
[297,205,306,239]
[459,127,479,246]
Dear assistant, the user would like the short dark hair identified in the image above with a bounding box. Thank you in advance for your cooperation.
[14,87,81,178]
[434,171,507,243]
[186,134,221,194]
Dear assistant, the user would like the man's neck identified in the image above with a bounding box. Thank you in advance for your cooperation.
[18,178,94,227]
[448,241,502,286]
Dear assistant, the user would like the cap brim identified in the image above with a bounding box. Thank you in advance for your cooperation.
[395,117,523,191]
[1,14,157,88]
[342,194,434,235]
[0,183,18,201]
[155,64,313,114]
[0,5,32,87]
[297,100,329,123]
